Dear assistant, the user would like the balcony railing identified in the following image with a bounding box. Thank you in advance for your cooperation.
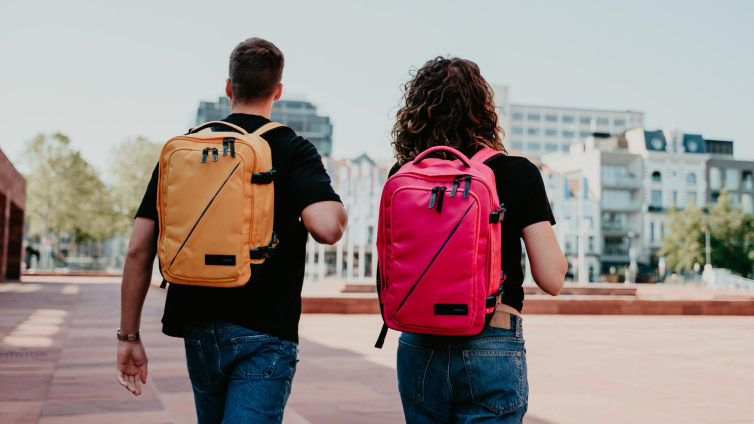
[601,176,641,189]
[601,201,642,211]
[601,222,628,233]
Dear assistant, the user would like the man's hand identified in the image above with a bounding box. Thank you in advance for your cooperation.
[117,340,148,396]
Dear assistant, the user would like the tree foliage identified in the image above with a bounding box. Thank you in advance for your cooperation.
[660,187,754,277]
[22,133,115,242]
[658,203,705,273]
[109,137,162,233]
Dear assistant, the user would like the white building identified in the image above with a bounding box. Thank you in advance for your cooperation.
[493,85,644,159]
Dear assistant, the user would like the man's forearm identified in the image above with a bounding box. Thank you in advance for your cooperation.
[120,250,154,333]
[120,218,158,334]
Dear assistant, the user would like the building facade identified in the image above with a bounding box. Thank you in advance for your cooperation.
[493,85,645,159]
[707,158,754,214]
[196,96,333,156]
[0,148,26,282]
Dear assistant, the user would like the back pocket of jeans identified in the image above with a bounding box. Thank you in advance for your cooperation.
[230,335,286,378]
[397,340,433,405]
[184,339,211,390]
[462,350,524,415]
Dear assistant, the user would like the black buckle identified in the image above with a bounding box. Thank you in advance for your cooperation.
[251,169,277,184]
[249,234,278,259]
[489,205,506,223]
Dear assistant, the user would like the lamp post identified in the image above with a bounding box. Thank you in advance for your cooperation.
[626,231,637,284]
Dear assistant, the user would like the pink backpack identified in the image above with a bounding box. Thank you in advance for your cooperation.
[375,146,506,348]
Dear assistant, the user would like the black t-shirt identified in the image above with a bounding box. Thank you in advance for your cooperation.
[387,148,555,312]
[135,113,341,343]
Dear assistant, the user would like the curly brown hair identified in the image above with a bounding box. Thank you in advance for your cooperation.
[391,56,506,164]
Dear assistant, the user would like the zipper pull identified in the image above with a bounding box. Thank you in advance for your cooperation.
[428,187,438,209]
[436,187,446,213]
[450,176,461,197]
[222,139,228,156]
[201,147,209,164]
[463,175,471,199]
[212,148,218,162]
[230,139,235,158]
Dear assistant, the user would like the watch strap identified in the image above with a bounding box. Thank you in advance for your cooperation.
[117,329,140,341]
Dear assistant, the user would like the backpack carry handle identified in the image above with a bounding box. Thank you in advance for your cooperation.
[413,146,471,167]
[189,121,248,135]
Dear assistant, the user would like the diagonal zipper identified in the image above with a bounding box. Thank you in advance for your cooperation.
[168,162,241,269]
[394,200,476,314]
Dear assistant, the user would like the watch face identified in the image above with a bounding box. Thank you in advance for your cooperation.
[651,137,665,150]
[687,140,698,152]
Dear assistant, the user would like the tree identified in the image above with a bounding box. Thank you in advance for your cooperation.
[109,137,162,233]
[658,203,706,273]
[708,188,754,277]
[22,133,115,266]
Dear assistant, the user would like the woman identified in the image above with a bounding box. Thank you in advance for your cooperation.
[389,57,568,423]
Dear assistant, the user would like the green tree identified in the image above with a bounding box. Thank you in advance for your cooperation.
[109,137,162,233]
[659,203,706,273]
[22,133,115,266]
[708,188,754,277]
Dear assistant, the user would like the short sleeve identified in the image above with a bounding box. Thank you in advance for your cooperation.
[288,137,341,214]
[518,161,556,229]
[134,163,159,221]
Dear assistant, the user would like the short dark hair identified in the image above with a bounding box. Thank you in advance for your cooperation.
[229,38,284,104]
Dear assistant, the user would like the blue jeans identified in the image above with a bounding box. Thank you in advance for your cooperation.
[397,315,528,423]
[183,321,298,424]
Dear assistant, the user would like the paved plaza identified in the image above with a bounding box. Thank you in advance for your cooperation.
[1,277,753,423]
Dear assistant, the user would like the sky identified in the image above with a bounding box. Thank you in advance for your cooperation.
[1,0,753,177]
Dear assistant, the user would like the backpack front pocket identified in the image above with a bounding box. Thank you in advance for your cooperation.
[161,149,246,281]
[387,186,480,331]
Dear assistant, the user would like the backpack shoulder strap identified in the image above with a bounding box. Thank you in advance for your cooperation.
[251,122,285,138]
[470,147,504,165]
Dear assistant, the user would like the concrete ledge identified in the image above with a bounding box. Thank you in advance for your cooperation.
[301,295,754,315]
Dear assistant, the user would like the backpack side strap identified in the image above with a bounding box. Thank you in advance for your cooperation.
[251,122,285,138]
[470,147,504,164]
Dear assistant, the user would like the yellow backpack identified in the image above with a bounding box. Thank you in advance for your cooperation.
[157,120,280,288]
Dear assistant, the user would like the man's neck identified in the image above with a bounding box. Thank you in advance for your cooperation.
[229,100,274,119]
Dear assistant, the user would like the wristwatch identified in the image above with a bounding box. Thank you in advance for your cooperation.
[117,329,140,341]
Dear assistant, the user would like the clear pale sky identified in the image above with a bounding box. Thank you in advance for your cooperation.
[1,0,752,175]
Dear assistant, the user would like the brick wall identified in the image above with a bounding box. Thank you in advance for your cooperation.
[0,148,26,282]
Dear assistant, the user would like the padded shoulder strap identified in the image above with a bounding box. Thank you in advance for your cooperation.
[190,121,248,135]
[251,122,285,137]
[471,147,503,165]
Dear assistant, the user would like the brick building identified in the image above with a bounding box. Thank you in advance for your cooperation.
[0,148,25,282]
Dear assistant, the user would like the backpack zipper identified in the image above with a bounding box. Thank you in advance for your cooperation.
[428,187,438,209]
[435,187,446,213]
[201,147,209,164]
[212,148,218,162]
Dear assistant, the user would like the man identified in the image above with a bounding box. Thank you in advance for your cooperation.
[117,37,348,423]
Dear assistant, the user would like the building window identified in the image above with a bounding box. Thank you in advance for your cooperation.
[545,129,557,136]
[742,194,754,214]
[580,117,591,124]
[711,192,720,205]
[614,119,626,126]
[743,171,753,190]
[596,118,609,126]
[528,114,541,121]
[512,127,524,135]
[672,191,678,206]
[651,171,662,182]
[545,115,558,122]
[709,167,722,189]
[687,191,697,207]
[686,173,696,184]
[528,128,540,135]
[726,168,740,190]
[563,130,575,138]
[651,190,662,207]
[588,236,595,253]
[650,222,655,241]
[513,113,523,120]
[512,142,524,150]
[562,116,575,123]
[545,144,558,151]
[528,142,541,150]
[579,131,591,138]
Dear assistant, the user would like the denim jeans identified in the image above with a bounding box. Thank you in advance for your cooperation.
[397,315,528,423]
[183,321,298,424]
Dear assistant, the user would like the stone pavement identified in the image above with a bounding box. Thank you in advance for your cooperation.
[1,277,753,423]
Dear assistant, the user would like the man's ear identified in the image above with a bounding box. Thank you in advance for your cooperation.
[273,83,283,101]
[225,79,233,100]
